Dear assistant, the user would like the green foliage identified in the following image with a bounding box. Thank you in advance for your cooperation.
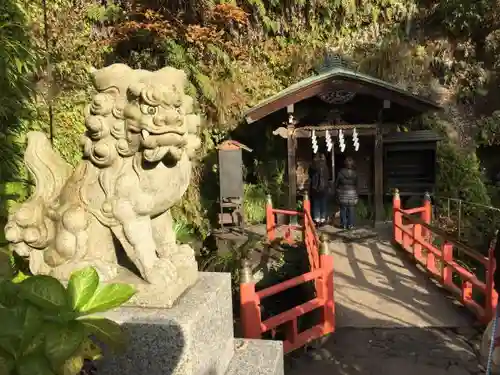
[243,184,267,224]
[0,2,37,169]
[173,220,197,245]
[198,235,262,294]
[436,142,490,205]
[0,0,38,123]
[0,267,135,375]
[253,159,287,208]
[355,199,370,220]
[476,111,500,146]
[0,0,41,254]
[435,0,494,37]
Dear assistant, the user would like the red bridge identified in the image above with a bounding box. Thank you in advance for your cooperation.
[239,191,497,374]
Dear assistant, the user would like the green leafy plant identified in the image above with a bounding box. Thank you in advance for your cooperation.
[243,184,267,224]
[173,220,197,245]
[0,266,136,375]
[355,199,370,220]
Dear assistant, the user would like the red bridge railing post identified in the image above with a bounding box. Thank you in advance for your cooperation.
[302,190,311,245]
[422,192,432,241]
[412,223,423,261]
[486,232,498,322]
[239,260,262,339]
[266,194,275,242]
[319,234,335,334]
[393,189,402,244]
[441,242,453,287]
[303,190,311,218]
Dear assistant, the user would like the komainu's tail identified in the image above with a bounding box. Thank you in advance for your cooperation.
[23,131,73,203]
[4,131,73,269]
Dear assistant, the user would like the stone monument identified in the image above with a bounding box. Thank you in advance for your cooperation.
[5,64,284,375]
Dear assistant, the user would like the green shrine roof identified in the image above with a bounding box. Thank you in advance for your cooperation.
[244,65,442,124]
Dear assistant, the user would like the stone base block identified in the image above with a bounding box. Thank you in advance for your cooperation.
[98,272,234,375]
[225,339,284,375]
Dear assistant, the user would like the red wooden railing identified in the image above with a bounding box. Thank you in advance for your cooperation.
[265,194,302,246]
[392,189,498,323]
[240,192,335,353]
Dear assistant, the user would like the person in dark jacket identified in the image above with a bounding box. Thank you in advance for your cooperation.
[335,157,358,229]
[309,153,330,225]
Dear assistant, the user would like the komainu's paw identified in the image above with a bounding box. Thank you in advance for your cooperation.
[171,244,196,269]
[156,243,178,259]
[145,258,178,285]
[51,260,118,282]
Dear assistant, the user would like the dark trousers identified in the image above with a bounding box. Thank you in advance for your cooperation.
[312,192,328,222]
[340,205,355,228]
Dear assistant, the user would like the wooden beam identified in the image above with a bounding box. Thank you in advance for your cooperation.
[287,123,297,211]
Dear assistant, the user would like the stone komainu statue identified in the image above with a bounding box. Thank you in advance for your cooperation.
[5,64,202,295]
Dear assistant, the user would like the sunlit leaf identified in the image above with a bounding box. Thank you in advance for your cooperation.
[59,354,84,375]
[67,267,99,312]
[80,283,136,314]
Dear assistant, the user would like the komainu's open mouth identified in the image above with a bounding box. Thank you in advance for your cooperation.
[139,127,187,163]
[143,146,169,162]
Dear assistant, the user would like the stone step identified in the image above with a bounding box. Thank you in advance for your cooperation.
[225,339,284,375]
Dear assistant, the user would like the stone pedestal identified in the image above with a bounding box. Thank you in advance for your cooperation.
[98,272,284,375]
[99,273,234,375]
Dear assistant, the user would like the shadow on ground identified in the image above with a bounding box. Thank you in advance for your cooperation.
[320,224,474,328]
[283,224,484,375]
[284,305,483,375]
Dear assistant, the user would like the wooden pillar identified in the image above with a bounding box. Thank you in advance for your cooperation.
[287,122,297,210]
[374,102,388,225]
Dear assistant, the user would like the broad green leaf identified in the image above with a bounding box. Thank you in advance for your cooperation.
[0,280,20,307]
[58,354,84,375]
[0,251,12,279]
[81,283,136,314]
[19,276,69,311]
[0,307,23,337]
[78,338,102,361]
[67,267,99,312]
[0,337,19,356]
[44,322,85,367]
[0,348,14,374]
[17,354,55,375]
[19,305,43,353]
[79,316,127,352]
[22,330,45,357]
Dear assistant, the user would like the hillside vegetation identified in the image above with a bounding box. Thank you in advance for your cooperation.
[2,0,500,242]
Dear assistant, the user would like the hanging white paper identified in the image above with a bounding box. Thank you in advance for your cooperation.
[352,127,359,151]
[311,129,318,154]
[338,129,345,153]
[325,130,333,152]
